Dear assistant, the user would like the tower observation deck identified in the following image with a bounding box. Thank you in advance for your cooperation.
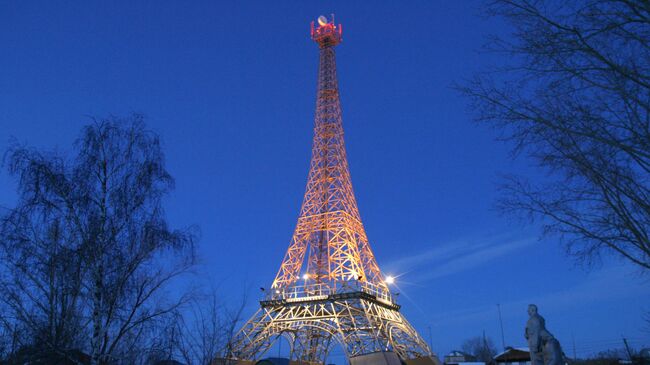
[227,15,439,365]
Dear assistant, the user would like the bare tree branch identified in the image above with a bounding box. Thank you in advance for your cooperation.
[459,0,650,271]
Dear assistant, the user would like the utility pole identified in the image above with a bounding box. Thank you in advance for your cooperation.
[497,304,506,351]
[571,333,576,360]
[622,336,633,362]
[483,330,489,360]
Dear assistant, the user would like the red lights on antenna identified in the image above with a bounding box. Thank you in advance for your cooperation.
[310,14,342,48]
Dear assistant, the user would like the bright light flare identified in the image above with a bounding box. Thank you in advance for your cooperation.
[385,276,395,285]
[302,273,309,280]
[317,15,328,26]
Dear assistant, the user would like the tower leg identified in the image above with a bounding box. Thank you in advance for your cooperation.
[229,308,278,361]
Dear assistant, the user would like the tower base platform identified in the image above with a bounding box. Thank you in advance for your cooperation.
[348,352,442,365]
[211,359,254,365]
[403,355,443,365]
[349,352,402,365]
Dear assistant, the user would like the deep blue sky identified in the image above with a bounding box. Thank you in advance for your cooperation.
[1,1,649,364]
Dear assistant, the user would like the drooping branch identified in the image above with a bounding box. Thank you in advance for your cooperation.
[461,0,650,270]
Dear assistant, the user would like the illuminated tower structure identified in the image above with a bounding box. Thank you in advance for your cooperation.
[228,15,438,365]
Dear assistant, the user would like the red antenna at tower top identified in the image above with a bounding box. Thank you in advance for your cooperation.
[310,14,342,48]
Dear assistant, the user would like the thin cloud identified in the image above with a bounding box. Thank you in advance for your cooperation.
[414,238,535,281]
[384,234,536,282]
[429,264,647,327]
[385,239,484,271]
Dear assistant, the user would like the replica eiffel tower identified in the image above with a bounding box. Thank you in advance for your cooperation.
[228,15,439,365]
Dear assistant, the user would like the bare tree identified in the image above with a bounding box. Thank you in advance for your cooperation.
[0,114,196,364]
[0,325,8,361]
[171,289,247,365]
[459,0,650,270]
[0,314,22,362]
[461,334,498,364]
[0,153,88,363]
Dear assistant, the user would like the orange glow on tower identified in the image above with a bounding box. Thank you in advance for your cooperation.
[271,13,384,294]
[228,15,437,365]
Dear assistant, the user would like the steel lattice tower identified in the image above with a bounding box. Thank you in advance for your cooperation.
[228,16,438,365]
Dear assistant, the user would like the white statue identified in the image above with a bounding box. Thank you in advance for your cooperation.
[524,304,563,365]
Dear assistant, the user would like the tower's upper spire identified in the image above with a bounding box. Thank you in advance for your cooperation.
[271,15,386,294]
[311,14,342,48]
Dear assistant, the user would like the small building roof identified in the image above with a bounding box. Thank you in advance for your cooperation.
[494,347,530,362]
[446,351,474,357]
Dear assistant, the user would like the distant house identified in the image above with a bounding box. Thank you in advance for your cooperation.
[444,350,484,365]
[445,350,477,364]
[494,347,530,365]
